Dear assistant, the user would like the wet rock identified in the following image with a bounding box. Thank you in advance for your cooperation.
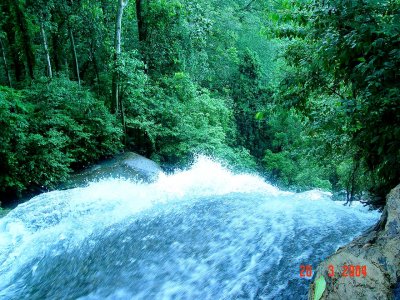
[309,184,400,300]
[62,152,162,189]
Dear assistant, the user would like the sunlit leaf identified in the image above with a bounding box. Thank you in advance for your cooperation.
[255,112,265,120]
[314,276,326,300]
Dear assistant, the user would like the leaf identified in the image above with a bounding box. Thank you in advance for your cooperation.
[255,112,265,120]
[314,276,326,300]
[269,13,280,23]
[357,57,366,62]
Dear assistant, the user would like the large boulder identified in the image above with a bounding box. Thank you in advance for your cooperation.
[62,152,162,189]
[309,184,400,300]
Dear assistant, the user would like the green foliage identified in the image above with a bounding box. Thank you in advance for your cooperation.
[26,78,123,165]
[113,50,148,106]
[141,0,187,75]
[124,72,255,168]
[263,149,296,186]
[263,0,312,40]
[336,157,372,202]
[231,49,271,159]
[0,86,35,193]
[261,0,399,205]
[263,150,332,191]
[312,0,400,205]
[0,79,122,198]
[262,109,332,191]
[0,207,10,218]
[1,0,398,208]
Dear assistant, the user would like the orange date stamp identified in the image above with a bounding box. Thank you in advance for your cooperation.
[299,264,367,278]
[327,264,367,277]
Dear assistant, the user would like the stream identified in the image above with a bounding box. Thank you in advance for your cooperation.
[0,157,380,299]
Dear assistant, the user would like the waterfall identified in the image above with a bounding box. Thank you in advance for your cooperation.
[0,157,380,299]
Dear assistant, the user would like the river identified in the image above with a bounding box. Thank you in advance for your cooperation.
[0,157,380,299]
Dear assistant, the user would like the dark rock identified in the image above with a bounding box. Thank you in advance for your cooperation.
[309,184,400,300]
[62,152,162,189]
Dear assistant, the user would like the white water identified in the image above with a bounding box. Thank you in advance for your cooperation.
[0,157,380,299]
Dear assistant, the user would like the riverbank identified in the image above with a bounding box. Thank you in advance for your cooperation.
[0,152,162,210]
[309,184,400,299]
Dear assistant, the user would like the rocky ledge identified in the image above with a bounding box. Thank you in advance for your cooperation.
[62,152,162,189]
[309,184,400,300]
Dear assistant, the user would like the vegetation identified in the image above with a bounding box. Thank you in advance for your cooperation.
[0,80,122,198]
[0,0,398,208]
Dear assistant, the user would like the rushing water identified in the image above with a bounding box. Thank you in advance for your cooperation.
[0,157,380,299]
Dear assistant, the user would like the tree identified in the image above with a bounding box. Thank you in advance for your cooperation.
[232,48,270,159]
[0,0,36,82]
[311,0,400,206]
[40,19,52,78]
[0,35,12,87]
[111,0,129,132]
[135,0,147,43]
[65,0,81,85]
[15,1,36,80]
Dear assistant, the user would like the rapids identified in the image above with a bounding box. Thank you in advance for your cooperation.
[0,157,380,299]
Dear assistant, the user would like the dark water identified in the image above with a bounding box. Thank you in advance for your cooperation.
[394,281,400,300]
[0,157,379,299]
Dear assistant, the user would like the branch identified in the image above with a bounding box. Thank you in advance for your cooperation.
[324,84,346,99]
[239,0,257,11]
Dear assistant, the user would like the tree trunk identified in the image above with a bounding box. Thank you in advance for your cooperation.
[5,28,23,82]
[135,0,148,71]
[14,2,35,80]
[40,21,52,79]
[111,0,128,115]
[90,43,101,93]
[120,84,126,145]
[0,37,12,87]
[50,11,63,74]
[135,0,147,42]
[64,57,70,75]
[65,0,80,85]
[240,0,257,11]
[68,27,80,85]
[51,33,61,73]
[101,0,111,24]
[345,159,360,205]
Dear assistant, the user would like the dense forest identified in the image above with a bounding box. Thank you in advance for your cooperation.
[0,0,398,208]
